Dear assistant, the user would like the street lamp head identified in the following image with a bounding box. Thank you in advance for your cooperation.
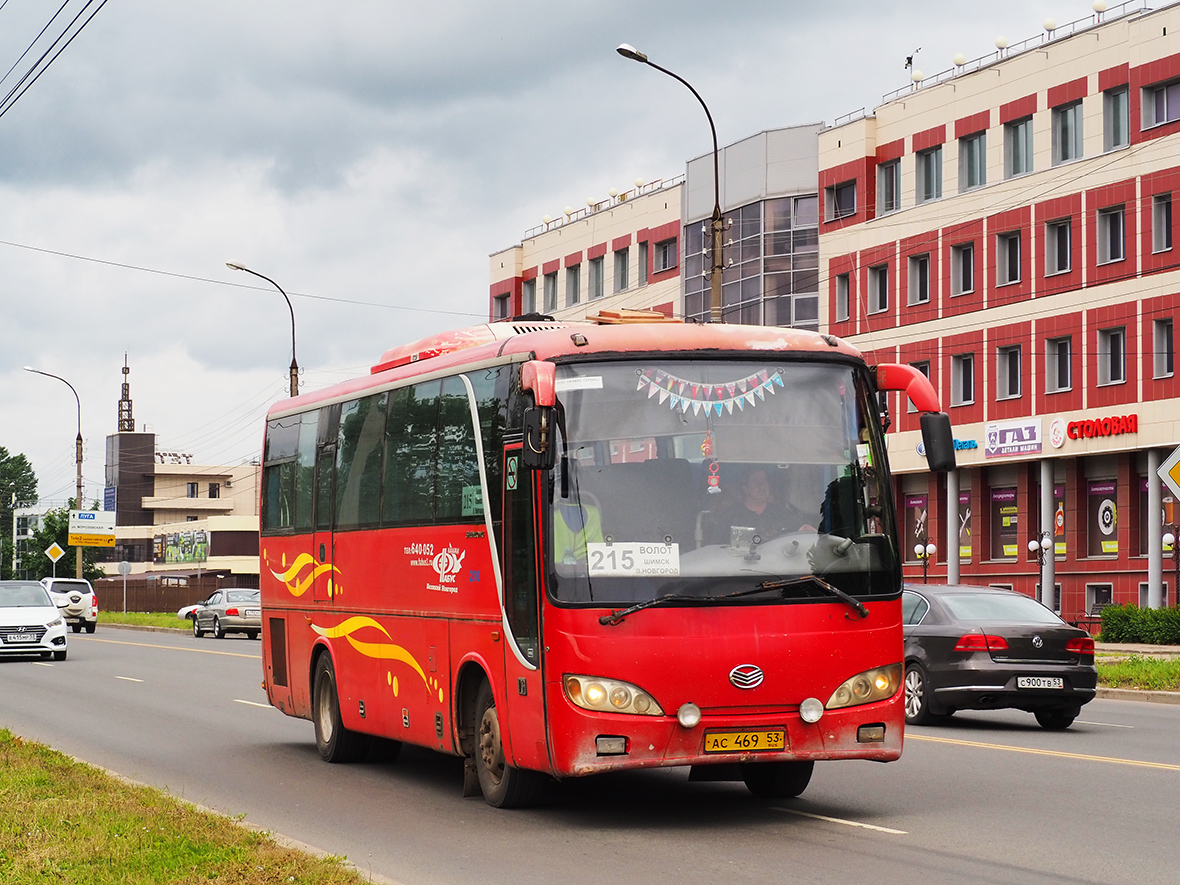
[226,261,247,272]
[616,43,648,63]
[1028,539,1041,554]
[1164,531,1176,547]
[925,543,936,557]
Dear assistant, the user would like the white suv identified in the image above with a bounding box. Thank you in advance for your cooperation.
[42,578,98,633]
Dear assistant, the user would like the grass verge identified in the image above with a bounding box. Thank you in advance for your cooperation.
[0,729,370,884]
[1097,655,1180,692]
[97,611,187,630]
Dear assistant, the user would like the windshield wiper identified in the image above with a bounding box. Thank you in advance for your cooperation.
[759,575,869,619]
[599,582,824,626]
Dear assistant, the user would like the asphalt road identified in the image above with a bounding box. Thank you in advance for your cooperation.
[1,627,1177,885]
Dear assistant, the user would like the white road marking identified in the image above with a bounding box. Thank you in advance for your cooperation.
[115,676,144,683]
[774,807,908,835]
[234,699,272,708]
[33,662,54,667]
[1077,720,1134,728]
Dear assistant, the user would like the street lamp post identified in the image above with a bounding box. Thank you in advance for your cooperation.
[226,262,299,398]
[1163,526,1179,607]
[617,43,724,323]
[23,367,84,579]
[1028,531,1053,607]
[914,536,936,584]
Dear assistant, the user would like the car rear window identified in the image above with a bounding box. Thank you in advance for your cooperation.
[940,592,1062,625]
[226,590,259,603]
[48,580,92,594]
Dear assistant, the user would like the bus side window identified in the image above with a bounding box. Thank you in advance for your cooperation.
[383,381,440,526]
[437,376,480,522]
[262,409,319,534]
[336,392,388,529]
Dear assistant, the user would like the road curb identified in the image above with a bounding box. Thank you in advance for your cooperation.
[1096,686,1180,705]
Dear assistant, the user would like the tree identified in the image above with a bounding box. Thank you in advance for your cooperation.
[27,504,106,583]
[1,446,39,580]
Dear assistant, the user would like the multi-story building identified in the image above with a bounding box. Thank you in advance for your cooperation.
[489,177,684,322]
[819,2,1180,616]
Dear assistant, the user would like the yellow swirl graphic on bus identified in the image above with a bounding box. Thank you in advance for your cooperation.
[310,616,437,700]
[263,550,342,598]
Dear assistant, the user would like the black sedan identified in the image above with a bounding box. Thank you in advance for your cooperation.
[902,583,1097,730]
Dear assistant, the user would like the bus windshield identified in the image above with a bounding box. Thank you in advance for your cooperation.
[547,359,899,605]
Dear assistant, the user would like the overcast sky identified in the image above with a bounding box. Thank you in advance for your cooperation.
[1,0,1079,506]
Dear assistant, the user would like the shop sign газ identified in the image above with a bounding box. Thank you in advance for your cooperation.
[985,419,1042,459]
[1049,414,1138,448]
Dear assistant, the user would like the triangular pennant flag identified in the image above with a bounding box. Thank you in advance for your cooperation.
[693,401,705,415]
[735,396,744,411]
[681,397,691,412]
[745,392,756,406]
[726,399,735,414]
[727,384,736,397]
[738,379,748,393]
[658,389,670,404]
[773,373,784,387]
[670,394,680,410]
[755,385,766,400]
[647,383,659,399]
[714,402,723,417]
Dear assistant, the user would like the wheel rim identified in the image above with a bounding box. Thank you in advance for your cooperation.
[193,618,199,636]
[904,669,924,720]
[478,704,505,787]
[214,618,220,635]
[317,675,336,744]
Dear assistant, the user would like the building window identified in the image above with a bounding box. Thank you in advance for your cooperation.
[653,238,677,273]
[951,353,975,406]
[588,256,604,300]
[1004,117,1033,178]
[1153,193,1173,253]
[996,231,1021,285]
[1097,206,1125,264]
[493,294,509,320]
[826,180,857,220]
[1104,87,1129,150]
[566,264,580,305]
[916,147,942,203]
[1098,327,1126,385]
[878,160,900,214]
[1051,101,1083,164]
[638,242,649,286]
[614,248,629,292]
[522,278,536,314]
[997,345,1021,399]
[906,361,930,413]
[835,273,850,322]
[908,254,930,305]
[959,132,986,191]
[868,264,889,314]
[543,272,557,311]
[1154,317,1174,378]
[1144,79,1180,128]
[209,483,220,499]
[950,242,974,296]
[186,482,198,499]
[1046,336,1072,392]
[1045,219,1071,275]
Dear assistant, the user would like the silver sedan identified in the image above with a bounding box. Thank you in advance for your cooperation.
[192,589,261,640]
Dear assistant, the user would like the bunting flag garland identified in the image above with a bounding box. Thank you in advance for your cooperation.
[636,368,784,415]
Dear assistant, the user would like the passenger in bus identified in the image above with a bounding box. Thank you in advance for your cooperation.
[553,496,603,564]
[718,467,816,543]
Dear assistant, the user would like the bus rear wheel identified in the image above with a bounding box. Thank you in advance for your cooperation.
[473,681,545,808]
[740,760,814,798]
[313,654,370,763]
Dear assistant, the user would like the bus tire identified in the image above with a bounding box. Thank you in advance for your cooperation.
[473,680,545,808]
[740,760,814,799]
[313,654,370,763]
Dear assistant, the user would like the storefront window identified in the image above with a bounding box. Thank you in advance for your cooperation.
[958,491,972,562]
[1140,477,1175,556]
[904,493,929,562]
[990,487,1018,559]
[1087,480,1118,556]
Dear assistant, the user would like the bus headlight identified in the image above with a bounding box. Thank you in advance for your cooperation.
[825,664,902,710]
[564,675,664,716]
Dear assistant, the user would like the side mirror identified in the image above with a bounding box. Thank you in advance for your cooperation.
[920,412,957,472]
[522,407,556,470]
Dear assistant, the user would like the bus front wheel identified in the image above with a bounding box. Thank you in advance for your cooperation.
[313,654,370,763]
[740,760,814,798]
[473,681,545,808]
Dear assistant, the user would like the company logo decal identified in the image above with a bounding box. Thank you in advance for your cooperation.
[729,664,765,689]
[1032,635,1043,649]
[311,617,444,704]
[263,550,343,599]
[406,542,468,594]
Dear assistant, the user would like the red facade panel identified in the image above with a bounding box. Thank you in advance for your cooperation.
[588,242,607,260]
[1037,311,1083,414]
[1132,53,1180,146]
[1085,179,1137,286]
[611,234,632,251]
[912,124,946,153]
[999,93,1037,124]
[1087,302,1140,410]
[899,230,940,327]
[522,265,538,281]
[828,253,858,339]
[875,138,905,164]
[542,258,561,275]
[986,322,1032,422]
[1140,166,1180,276]
[941,331,984,426]
[941,220,985,319]
[1047,76,1088,109]
[954,110,990,140]
[564,250,583,268]
[1142,292,1180,402]
[819,157,875,231]
[986,206,1032,307]
[1034,194,1083,297]
[858,242,898,332]
[1098,63,1130,93]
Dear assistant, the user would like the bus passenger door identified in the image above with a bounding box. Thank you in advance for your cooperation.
[498,447,550,773]
[313,443,336,604]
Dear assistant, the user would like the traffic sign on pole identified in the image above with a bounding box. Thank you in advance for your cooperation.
[1159,444,1180,501]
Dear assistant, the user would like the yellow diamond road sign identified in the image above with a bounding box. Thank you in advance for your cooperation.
[45,542,65,562]
[1159,445,1180,501]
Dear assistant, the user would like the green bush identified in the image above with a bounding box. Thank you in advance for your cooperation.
[1100,604,1180,644]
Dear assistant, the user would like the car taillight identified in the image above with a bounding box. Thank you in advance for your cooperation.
[953,633,1009,652]
[225,608,239,616]
[1065,636,1095,655]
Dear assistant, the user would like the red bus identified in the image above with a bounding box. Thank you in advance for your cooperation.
[259,315,953,807]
